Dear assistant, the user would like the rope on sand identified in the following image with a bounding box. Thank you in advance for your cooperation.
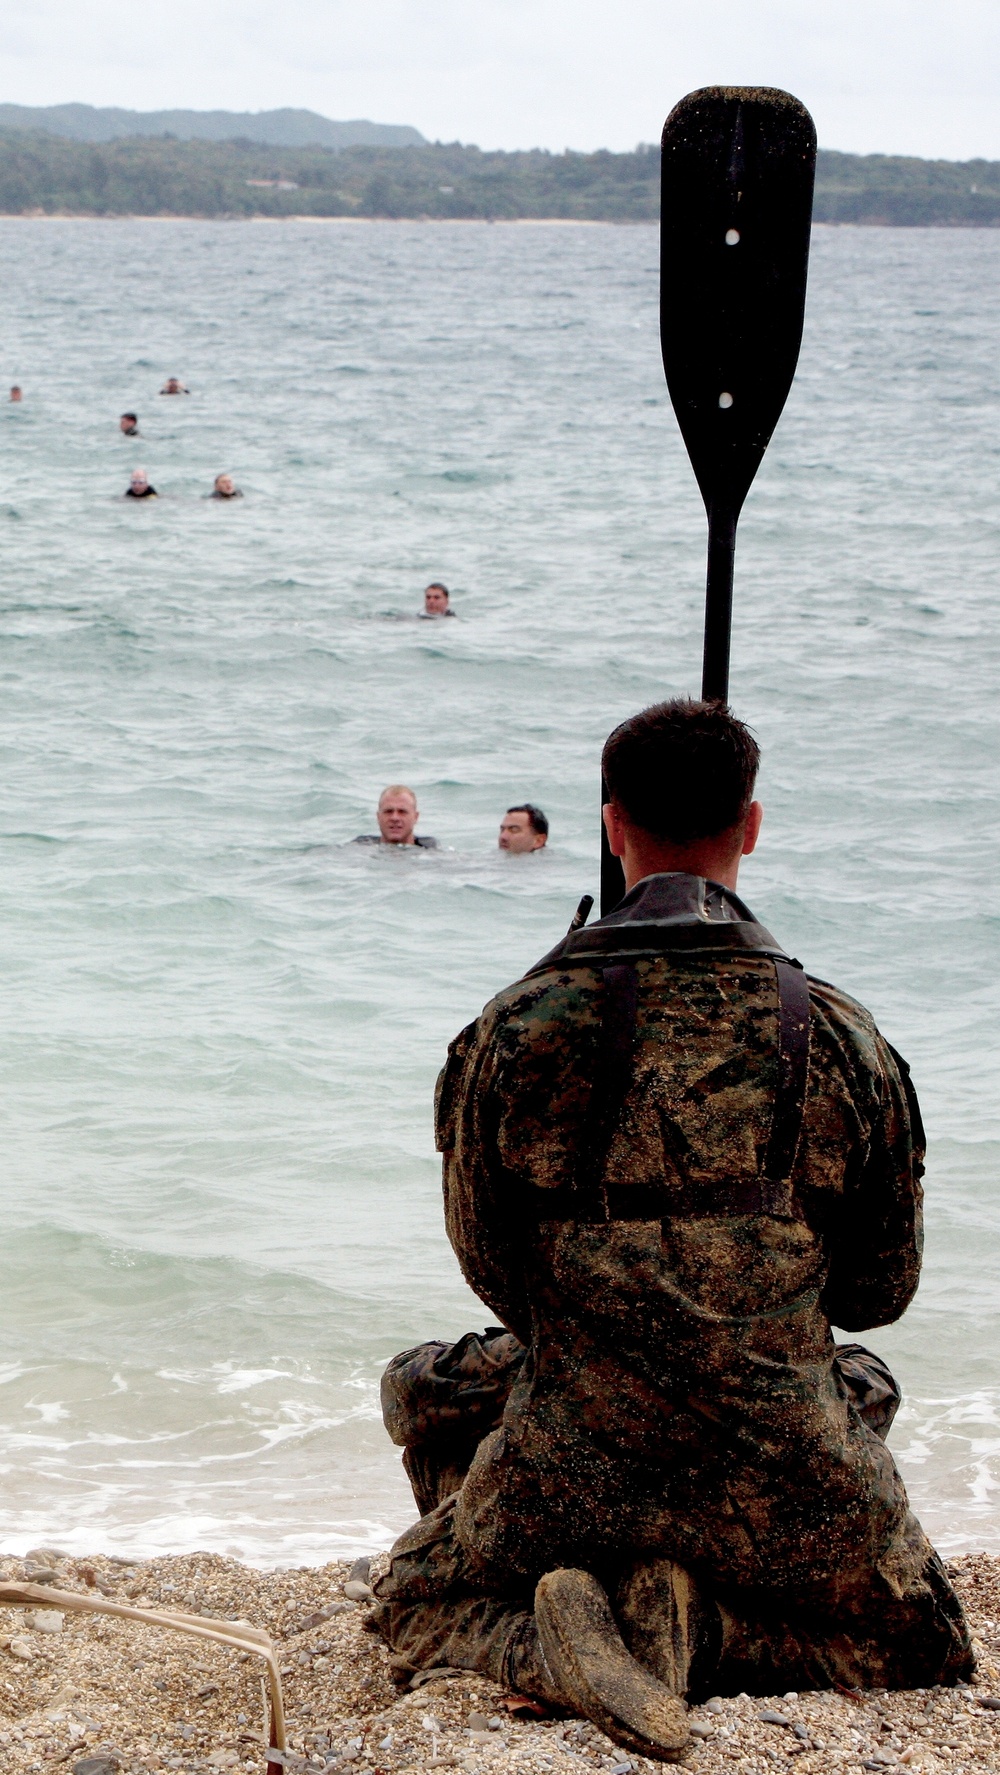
[0,1579,288,1772]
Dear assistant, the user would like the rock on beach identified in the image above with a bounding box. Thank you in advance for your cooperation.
[0,1550,997,1775]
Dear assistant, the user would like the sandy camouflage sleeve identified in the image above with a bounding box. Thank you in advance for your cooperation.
[807,978,925,1329]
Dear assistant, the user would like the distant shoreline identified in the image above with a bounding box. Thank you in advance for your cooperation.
[5,134,1000,225]
[0,212,614,224]
[0,213,997,229]
[4,134,1000,225]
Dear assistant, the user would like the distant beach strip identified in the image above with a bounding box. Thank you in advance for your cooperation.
[0,110,999,224]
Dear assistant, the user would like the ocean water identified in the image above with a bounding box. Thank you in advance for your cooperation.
[0,217,997,1565]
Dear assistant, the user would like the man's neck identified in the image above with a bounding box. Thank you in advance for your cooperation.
[622,842,740,893]
[608,800,761,893]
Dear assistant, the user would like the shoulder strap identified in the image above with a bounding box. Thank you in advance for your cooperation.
[759,957,811,1210]
[527,955,811,1224]
[575,964,640,1217]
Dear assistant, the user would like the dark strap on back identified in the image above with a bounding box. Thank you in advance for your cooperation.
[576,964,640,1217]
[761,957,811,1196]
[528,955,811,1223]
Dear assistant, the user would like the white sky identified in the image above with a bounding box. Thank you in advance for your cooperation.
[3,0,1000,160]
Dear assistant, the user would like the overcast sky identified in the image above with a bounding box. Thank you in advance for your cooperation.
[3,0,1000,160]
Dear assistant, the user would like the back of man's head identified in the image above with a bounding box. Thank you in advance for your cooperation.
[602,699,759,844]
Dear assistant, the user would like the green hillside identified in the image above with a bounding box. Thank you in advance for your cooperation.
[0,103,424,149]
[815,149,1000,225]
[1,130,998,224]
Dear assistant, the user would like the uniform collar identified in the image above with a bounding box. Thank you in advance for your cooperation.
[596,871,756,928]
[525,872,785,976]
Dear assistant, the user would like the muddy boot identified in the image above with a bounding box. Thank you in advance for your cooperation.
[530,1568,689,1761]
[614,1558,723,1701]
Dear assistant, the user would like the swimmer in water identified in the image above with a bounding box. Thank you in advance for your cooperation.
[422,582,455,618]
[208,473,243,499]
[9,386,22,403]
[159,377,189,395]
[498,803,549,853]
[125,468,158,499]
[120,412,140,436]
[352,785,439,848]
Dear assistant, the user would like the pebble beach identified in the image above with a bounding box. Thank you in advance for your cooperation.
[0,1549,998,1775]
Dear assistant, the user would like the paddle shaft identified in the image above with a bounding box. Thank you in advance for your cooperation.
[600,493,735,909]
[703,499,737,702]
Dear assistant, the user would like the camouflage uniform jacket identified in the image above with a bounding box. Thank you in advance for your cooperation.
[435,873,924,1603]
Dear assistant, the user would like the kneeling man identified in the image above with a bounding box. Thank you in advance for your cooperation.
[373,700,972,1758]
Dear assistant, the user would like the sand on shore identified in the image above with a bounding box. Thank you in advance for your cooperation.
[0,212,619,223]
[0,1549,997,1775]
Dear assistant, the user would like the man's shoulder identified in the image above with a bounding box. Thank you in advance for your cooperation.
[804,973,900,1109]
[806,973,881,1051]
[435,968,602,1149]
[478,965,605,1042]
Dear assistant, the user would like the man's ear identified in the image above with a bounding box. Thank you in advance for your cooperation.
[602,801,626,859]
[741,801,763,857]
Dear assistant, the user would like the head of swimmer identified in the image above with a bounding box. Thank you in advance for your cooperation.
[130,467,150,494]
[214,473,236,497]
[162,377,185,394]
[377,785,420,845]
[9,386,22,403]
[498,804,548,854]
[120,413,138,434]
[424,583,450,616]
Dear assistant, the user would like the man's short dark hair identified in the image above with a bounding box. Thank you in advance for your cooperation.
[507,802,548,837]
[425,582,449,598]
[602,700,759,844]
[121,412,137,422]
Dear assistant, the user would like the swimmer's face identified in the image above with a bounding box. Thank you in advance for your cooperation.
[166,379,180,392]
[424,586,449,615]
[377,792,418,844]
[215,475,235,495]
[130,470,148,492]
[120,416,136,433]
[499,811,546,853]
[10,387,22,402]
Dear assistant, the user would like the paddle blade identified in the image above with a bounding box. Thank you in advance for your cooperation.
[660,87,816,522]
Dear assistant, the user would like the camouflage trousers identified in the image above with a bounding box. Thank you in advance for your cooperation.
[372,1330,973,1698]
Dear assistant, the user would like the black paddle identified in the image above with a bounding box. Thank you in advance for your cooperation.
[600,86,816,915]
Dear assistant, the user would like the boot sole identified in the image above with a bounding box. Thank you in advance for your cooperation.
[534,1568,689,1761]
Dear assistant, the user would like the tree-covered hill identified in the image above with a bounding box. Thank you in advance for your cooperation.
[815,149,1000,225]
[0,103,424,150]
[1,130,999,224]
